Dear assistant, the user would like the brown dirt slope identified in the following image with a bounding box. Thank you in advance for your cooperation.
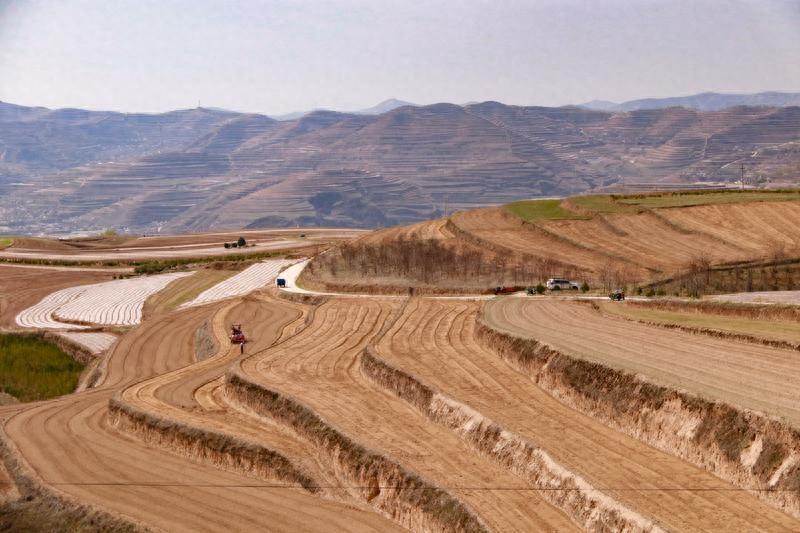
[115,295,404,518]
[304,196,800,294]
[483,298,800,425]
[0,298,400,532]
[1,228,359,263]
[450,199,800,279]
[373,298,798,531]
[229,298,579,531]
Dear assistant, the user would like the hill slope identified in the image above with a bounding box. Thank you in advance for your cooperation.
[1,101,799,234]
[302,190,800,292]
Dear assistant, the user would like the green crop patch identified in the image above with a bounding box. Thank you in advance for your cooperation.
[569,195,642,214]
[504,199,587,221]
[0,333,84,402]
[617,190,800,209]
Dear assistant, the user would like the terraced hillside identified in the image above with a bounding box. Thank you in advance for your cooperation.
[4,266,800,530]
[304,190,800,290]
[0,265,115,328]
[0,228,357,263]
[15,272,192,329]
[2,101,798,234]
[482,296,800,517]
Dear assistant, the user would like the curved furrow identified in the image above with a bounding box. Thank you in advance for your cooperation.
[115,295,386,514]
[228,297,579,531]
[2,297,401,532]
[493,299,800,424]
[373,298,800,531]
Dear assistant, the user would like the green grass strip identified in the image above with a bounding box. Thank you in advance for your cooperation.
[0,333,84,402]
[504,199,587,221]
[617,190,800,209]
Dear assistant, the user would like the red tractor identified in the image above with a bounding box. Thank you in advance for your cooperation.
[230,324,246,345]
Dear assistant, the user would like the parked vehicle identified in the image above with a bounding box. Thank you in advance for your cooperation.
[494,286,518,295]
[276,278,286,288]
[546,278,580,290]
[609,290,625,301]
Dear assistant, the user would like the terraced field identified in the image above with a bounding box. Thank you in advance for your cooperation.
[0,228,359,263]
[2,302,399,532]
[0,239,303,262]
[15,272,192,329]
[5,228,800,530]
[181,260,295,307]
[713,290,800,305]
[0,265,115,327]
[301,192,800,295]
[597,299,800,345]
[373,298,798,530]
[450,198,800,278]
[5,101,800,234]
[58,332,118,354]
[484,297,800,425]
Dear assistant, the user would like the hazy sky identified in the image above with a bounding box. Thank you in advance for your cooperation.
[1,0,799,114]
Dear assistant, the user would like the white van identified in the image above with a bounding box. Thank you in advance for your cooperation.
[546,278,580,290]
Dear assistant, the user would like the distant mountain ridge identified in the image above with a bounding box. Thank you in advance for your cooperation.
[581,91,800,112]
[269,98,415,121]
[0,98,798,235]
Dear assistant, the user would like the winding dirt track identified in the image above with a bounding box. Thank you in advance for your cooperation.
[1,299,400,532]
[483,298,800,426]
[375,298,798,531]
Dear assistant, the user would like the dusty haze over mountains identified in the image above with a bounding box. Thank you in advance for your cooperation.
[1,96,799,234]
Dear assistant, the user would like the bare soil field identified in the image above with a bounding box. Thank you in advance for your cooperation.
[484,297,800,426]
[304,193,800,293]
[1,228,360,263]
[0,265,114,328]
[1,300,400,532]
[223,296,797,530]
[5,212,800,530]
[232,298,577,531]
[713,290,800,305]
[374,298,798,530]
[452,199,800,279]
[598,300,800,345]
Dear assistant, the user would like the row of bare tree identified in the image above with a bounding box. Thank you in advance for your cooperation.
[308,239,586,287]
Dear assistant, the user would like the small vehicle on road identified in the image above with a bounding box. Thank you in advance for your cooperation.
[276,278,286,288]
[546,278,580,290]
[609,290,625,301]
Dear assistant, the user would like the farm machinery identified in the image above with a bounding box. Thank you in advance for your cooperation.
[230,324,246,344]
[609,290,625,301]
